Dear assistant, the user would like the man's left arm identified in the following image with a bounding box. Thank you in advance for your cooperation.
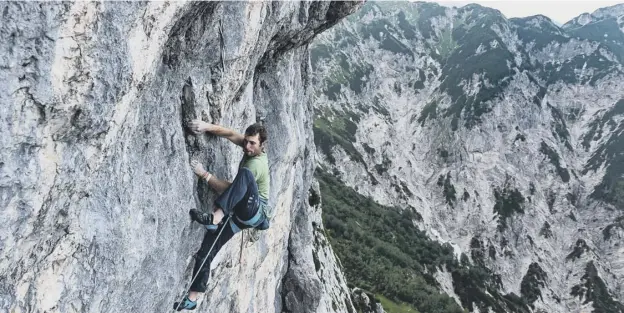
[205,175,231,194]
[191,160,231,194]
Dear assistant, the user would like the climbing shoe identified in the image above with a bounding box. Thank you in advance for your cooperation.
[173,295,197,311]
[189,209,218,232]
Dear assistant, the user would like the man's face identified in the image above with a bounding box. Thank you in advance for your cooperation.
[243,134,263,157]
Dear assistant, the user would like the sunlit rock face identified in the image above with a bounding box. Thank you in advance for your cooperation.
[0,1,362,312]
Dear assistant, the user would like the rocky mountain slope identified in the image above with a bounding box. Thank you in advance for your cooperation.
[0,1,363,312]
[311,2,624,313]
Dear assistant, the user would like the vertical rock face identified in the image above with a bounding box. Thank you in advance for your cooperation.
[0,1,361,312]
[311,2,624,313]
[351,288,385,313]
[281,181,357,313]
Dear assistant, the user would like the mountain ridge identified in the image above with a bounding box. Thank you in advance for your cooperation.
[311,1,624,312]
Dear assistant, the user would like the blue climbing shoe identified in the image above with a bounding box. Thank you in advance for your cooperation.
[189,209,218,232]
[204,223,218,232]
[173,295,196,311]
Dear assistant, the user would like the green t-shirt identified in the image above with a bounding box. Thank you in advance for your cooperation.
[240,152,270,200]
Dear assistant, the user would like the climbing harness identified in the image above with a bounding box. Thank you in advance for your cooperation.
[173,214,233,312]
[235,198,270,230]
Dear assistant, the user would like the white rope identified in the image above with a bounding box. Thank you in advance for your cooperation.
[174,214,233,312]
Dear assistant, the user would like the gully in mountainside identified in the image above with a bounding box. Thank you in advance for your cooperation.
[173,120,272,311]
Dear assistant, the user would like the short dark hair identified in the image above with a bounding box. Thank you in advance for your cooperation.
[245,123,268,144]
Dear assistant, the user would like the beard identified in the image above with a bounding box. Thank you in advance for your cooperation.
[243,145,263,157]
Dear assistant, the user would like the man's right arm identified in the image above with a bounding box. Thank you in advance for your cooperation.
[189,119,244,147]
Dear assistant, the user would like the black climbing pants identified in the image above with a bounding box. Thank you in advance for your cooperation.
[189,168,266,293]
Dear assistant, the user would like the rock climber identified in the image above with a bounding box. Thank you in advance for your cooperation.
[174,119,271,311]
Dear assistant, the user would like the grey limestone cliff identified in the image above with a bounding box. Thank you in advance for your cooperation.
[311,2,624,313]
[0,1,362,312]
